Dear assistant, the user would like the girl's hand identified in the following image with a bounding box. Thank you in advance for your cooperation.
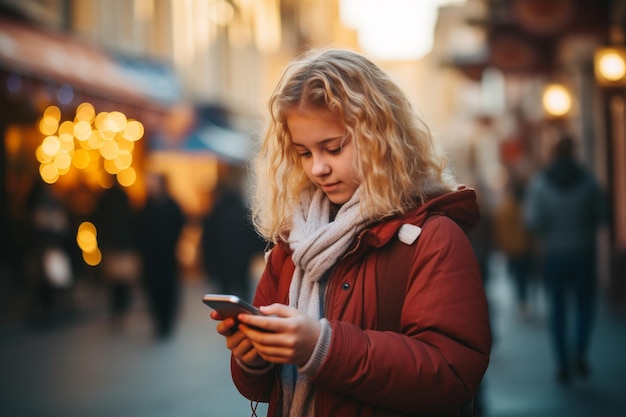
[211,311,269,368]
[236,304,321,367]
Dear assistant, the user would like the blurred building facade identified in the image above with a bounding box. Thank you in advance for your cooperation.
[0,0,355,327]
[1,0,625,328]
[435,0,626,309]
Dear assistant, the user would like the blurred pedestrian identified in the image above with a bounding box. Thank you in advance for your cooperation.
[494,177,534,318]
[137,173,186,339]
[524,134,608,384]
[201,178,264,302]
[95,181,141,331]
[24,180,74,326]
[210,48,491,417]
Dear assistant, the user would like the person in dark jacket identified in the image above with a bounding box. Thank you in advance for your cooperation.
[201,180,264,302]
[524,135,608,384]
[137,173,186,339]
[209,48,491,417]
[24,180,74,325]
[95,181,140,330]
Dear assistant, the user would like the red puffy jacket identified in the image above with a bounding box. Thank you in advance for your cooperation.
[231,188,492,417]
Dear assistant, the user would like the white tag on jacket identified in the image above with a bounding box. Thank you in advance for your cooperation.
[264,247,274,263]
[398,224,422,245]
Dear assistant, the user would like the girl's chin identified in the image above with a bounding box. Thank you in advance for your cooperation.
[324,192,353,205]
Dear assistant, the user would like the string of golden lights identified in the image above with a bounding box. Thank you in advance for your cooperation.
[36,102,144,266]
[36,102,144,187]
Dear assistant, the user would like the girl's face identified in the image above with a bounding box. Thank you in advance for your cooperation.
[286,108,360,205]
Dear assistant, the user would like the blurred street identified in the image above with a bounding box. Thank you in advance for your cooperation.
[1,253,625,417]
[0,278,267,417]
[2,2,626,416]
[482,254,626,417]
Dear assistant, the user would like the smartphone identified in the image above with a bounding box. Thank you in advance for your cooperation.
[202,294,261,319]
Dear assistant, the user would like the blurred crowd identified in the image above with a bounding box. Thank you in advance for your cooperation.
[469,134,608,388]
[3,168,264,342]
[7,128,610,382]
[0,116,616,417]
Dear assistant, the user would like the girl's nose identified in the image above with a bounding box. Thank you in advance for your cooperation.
[311,155,330,176]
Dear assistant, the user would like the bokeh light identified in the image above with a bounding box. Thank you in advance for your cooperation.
[123,120,144,141]
[41,136,61,158]
[598,51,626,81]
[35,103,144,187]
[39,163,59,184]
[82,248,102,266]
[76,221,101,266]
[35,103,145,268]
[117,167,137,187]
[542,84,572,117]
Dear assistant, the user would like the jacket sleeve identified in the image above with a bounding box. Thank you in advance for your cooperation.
[229,244,287,402]
[311,216,492,414]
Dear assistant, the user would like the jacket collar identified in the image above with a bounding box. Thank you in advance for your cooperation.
[277,186,480,255]
[363,185,480,249]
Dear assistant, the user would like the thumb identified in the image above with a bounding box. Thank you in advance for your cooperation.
[259,303,296,318]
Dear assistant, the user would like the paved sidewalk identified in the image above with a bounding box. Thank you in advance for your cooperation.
[0,279,267,417]
[0,257,625,417]
[482,254,626,417]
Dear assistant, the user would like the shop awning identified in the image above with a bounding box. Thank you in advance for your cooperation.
[0,17,181,118]
[183,123,254,164]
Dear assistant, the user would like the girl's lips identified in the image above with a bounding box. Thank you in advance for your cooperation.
[320,182,339,192]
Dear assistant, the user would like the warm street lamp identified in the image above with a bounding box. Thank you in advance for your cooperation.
[595,47,626,86]
[542,83,572,117]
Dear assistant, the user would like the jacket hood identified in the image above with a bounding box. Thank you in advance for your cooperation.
[367,186,480,248]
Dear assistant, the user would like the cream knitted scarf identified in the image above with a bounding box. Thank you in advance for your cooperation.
[281,187,369,417]
[288,187,368,314]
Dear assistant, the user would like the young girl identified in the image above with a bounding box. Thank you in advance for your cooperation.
[211,48,491,417]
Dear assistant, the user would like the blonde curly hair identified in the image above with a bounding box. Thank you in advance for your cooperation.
[251,48,455,242]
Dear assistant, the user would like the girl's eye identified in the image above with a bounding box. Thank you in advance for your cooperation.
[298,151,312,158]
[328,147,341,155]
